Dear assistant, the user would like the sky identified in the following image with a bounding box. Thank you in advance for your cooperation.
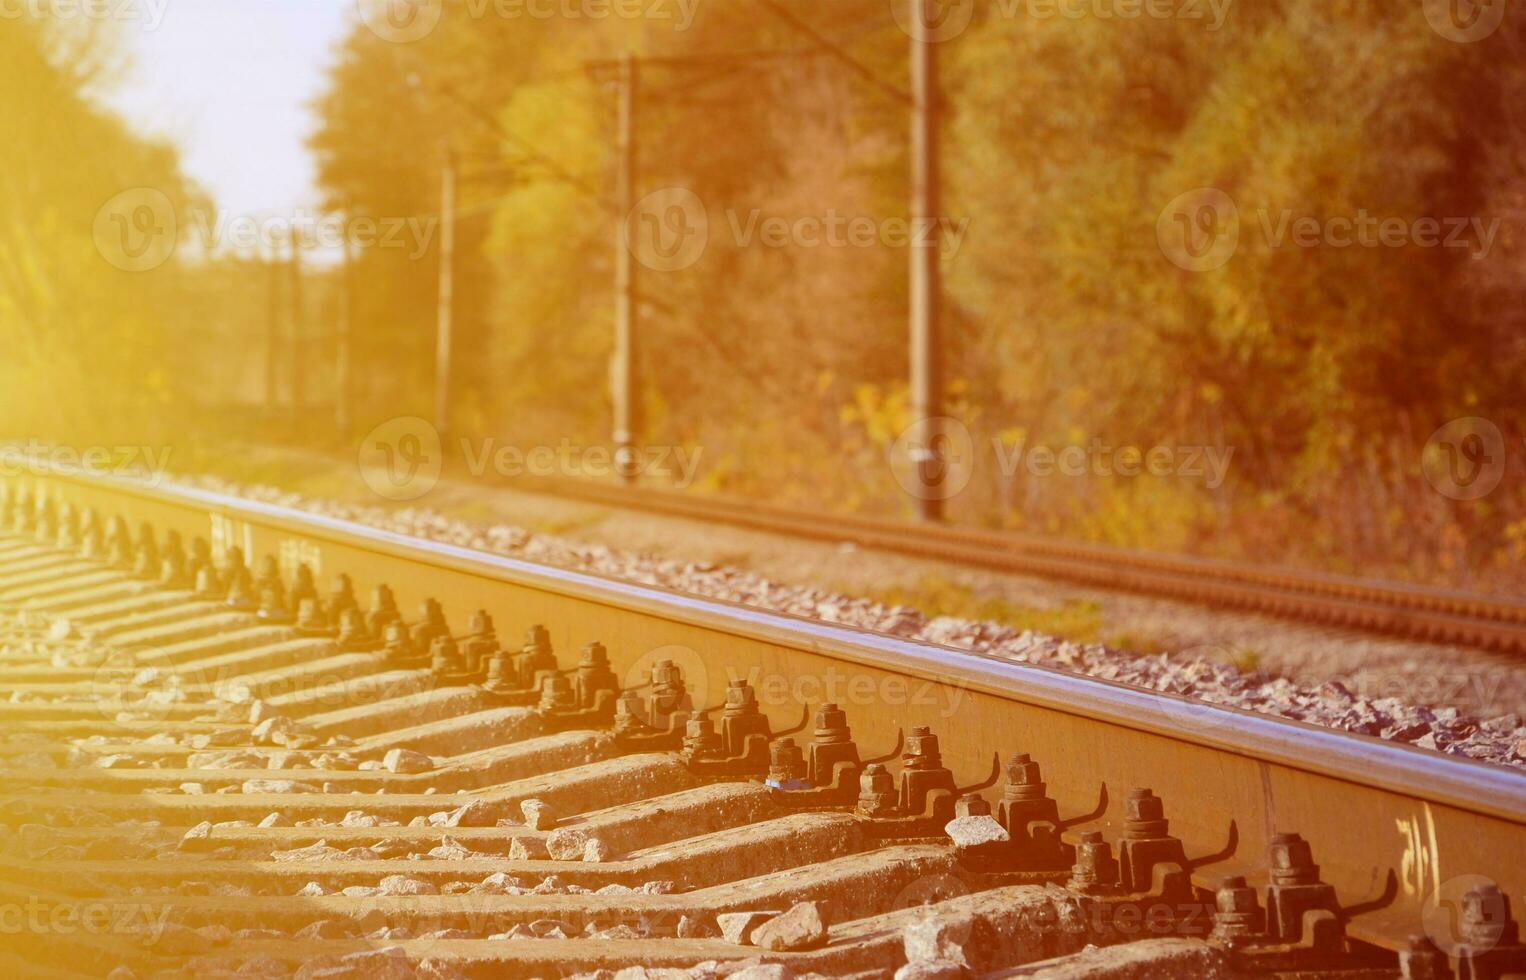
[102,1,353,219]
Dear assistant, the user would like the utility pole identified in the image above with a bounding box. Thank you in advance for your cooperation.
[265,238,283,411]
[909,0,946,521]
[435,143,456,440]
[613,52,640,485]
[289,224,305,414]
[336,229,355,439]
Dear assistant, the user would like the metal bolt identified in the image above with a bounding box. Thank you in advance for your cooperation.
[725,679,758,711]
[55,502,75,550]
[194,566,224,600]
[295,598,332,636]
[1460,883,1511,950]
[225,567,258,612]
[383,621,414,660]
[1208,875,1265,948]
[1267,832,1319,886]
[222,545,246,579]
[905,726,943,769]
[366,584,400,635]
[956,793,992,818]
[814,703,851,743]
[258,583,293,624]
[523,624,552,657]
[336,608,375,652]
[326,574,357,621]
[158,554,189,591]
[538,672,576,712]
[290,564,317,607]
[1005,754,1044,791]
[467,609,495,638]
[255,556,282,594]
[430,636,465,677]
[33,497,56,543]
[683,717,723,759]
[856,763,898,817]
[1068,830,1119,893]
[1123,788,1169,840]
[767,738,808,786]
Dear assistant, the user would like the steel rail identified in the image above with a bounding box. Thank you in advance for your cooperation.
[11,469,1526,958]
[494,474,1526,652]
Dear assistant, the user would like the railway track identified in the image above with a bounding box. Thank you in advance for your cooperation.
[1,470,1524,979]
[497,474,1526,655]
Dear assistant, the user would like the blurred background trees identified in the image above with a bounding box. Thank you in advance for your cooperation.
[4,0,1524,592]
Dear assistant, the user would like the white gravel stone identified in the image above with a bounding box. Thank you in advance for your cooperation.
[382,748,432,774]
[545,827,591,861]
[520,798,556,830]
[752,901,828,951]
[904,917,968,966]
[378,874,437,896]
[717,910,781,945]
[944,815,1010,848]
